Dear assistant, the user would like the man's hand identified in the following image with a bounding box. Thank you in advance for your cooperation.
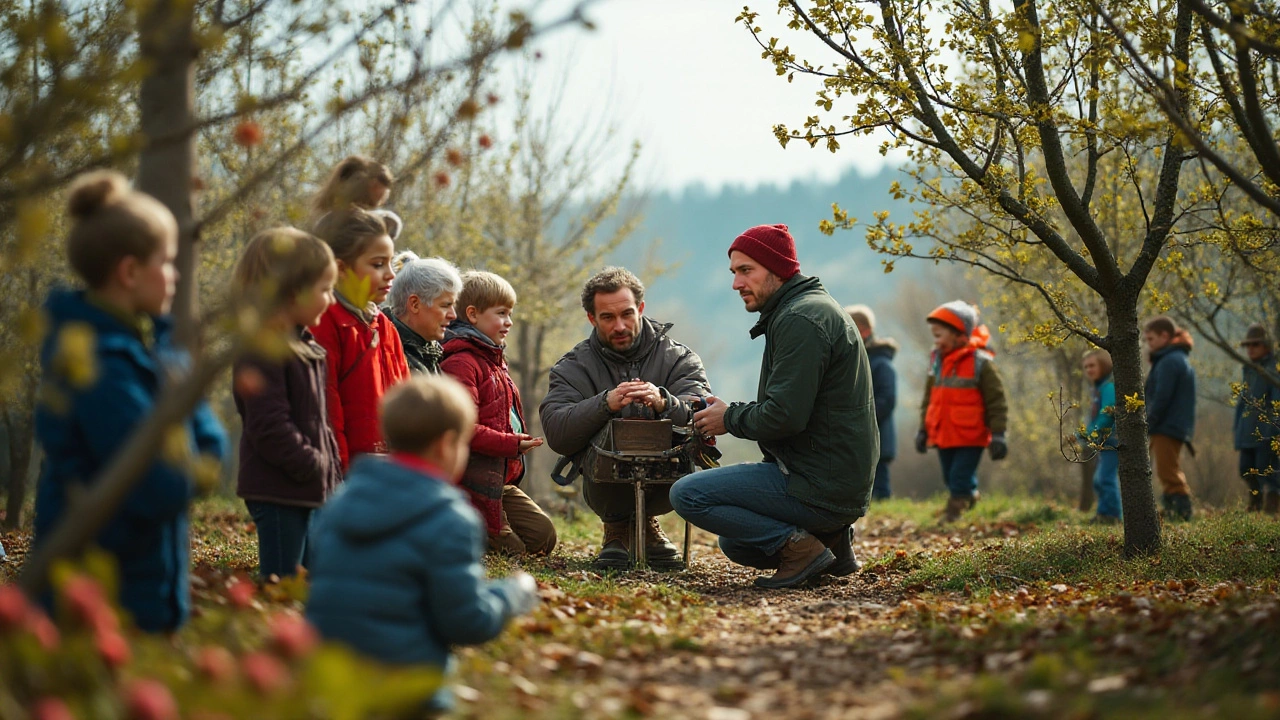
[606,381,642,412]
[693,395,729,437]
[623,381,667,413]
[517,435,545,454]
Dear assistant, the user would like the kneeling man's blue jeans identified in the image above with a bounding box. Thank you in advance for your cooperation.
[670,462,856,570]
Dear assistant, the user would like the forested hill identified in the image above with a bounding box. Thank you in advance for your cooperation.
[612,166,923,402]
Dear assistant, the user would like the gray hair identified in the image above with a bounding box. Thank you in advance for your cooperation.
[387,251,463,316]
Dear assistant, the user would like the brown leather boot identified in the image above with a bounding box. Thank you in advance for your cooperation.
[943,496,969,523]
[1264,491,1280,516]
[753,531,834,589]
[644,516,684,569]
[591,521,632,571]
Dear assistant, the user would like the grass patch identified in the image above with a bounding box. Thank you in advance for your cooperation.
[904,510,1280,591]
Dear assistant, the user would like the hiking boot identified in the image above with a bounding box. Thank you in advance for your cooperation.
[644,516,684,570]
[816,525,862,576]
[1247,479,1264,512]
[753,531,834,589]
[1264,491,1280,516]
[591,521,632,571]
[1166,494,1193,522]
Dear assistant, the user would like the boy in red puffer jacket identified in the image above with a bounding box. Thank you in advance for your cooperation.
[442,271,557,556]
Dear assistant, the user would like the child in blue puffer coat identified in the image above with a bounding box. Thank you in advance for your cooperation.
[33,171,226,633]
[306,375,539,712]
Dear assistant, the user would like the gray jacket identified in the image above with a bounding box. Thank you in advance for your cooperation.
[539,317,711,463]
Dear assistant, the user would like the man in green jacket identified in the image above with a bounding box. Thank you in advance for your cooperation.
[670,224,879,589]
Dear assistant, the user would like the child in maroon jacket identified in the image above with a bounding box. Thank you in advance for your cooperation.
[232,227,345,580]
[441,271,557,556]
[311,208,410,468]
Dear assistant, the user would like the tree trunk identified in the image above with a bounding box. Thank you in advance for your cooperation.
[1106,298,1161,556]
[4,387,36,530]
[135,0,198,347]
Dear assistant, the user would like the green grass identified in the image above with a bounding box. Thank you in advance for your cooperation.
[903,509,1280,591]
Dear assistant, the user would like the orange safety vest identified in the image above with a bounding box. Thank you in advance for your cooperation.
[925,345,993,449]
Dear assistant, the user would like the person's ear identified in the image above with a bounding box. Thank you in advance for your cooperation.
[636,301,645,316]
[407,295,420,314]
[115,256,140,290]
[466,305,480,324]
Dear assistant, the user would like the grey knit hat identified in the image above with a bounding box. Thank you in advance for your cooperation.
[927,300,979,336]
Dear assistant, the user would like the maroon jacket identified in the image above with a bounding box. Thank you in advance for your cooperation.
[441,322,527,534]
[234,329,344,508]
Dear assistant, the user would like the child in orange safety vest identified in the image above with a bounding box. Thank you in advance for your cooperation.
[913,300,1009,522]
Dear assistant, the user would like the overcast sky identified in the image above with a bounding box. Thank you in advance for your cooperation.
[519,0,899,193]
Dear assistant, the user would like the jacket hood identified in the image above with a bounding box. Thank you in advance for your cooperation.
[1151,329,1194,362]
[443,319,503,362]
[588,316,671,365]
[44,288,172,353]
[865,336,899,358]
[750,274,823,338]
[326,456,457,541]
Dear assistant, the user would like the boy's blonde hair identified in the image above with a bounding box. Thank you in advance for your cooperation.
[312,155,394,215]
[458,270,517,314]
[312,207,393,266]
[65,171,177,289]
[381,375,477,453]
[233,227,335,310]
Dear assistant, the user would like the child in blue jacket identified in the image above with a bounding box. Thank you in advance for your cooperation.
[1081,349,1121,523]
[306,375,538,712]
[34,171,226,632]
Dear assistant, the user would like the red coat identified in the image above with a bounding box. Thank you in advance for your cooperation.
[441,330,527,533]
[312,303,410,468]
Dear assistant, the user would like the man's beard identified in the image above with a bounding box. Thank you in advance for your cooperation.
[598,327,637,351]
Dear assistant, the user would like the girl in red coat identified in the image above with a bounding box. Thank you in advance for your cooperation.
[311,208,410,468]
[442,271,557,556]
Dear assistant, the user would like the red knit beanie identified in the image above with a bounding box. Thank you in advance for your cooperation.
[728,224,801,281]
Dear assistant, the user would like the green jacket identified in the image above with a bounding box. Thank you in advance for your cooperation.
[723,275,879,517]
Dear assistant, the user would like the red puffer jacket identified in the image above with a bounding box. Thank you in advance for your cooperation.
[441,326,527,533]
[312,301,410,469]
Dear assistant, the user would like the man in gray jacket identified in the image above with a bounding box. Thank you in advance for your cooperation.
[540,267,711,570]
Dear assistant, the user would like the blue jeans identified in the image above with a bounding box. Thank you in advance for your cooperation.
[1093,448,1121,518]
[872,458,892,500]
[938,447,983,498]
[245,501,314,580]
[1240,446,1280,493]
[669,462,857,570]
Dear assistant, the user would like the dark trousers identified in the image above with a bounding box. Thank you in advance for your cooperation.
[938,446,983,498]
[1240,446,1280,493]
[872,458,893,500]
[245,501,314,580]
[583,477,674,524]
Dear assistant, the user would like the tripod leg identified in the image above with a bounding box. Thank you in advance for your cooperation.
[682,517,692,567]
[634,481,646,569]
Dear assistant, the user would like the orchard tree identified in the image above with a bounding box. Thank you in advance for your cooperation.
[740,0,1196,554]
[15,0,597,593]
[1095,0,1280,383]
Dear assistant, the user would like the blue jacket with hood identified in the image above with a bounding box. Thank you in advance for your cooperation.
[33,289,226,632]
[306,454,527,708]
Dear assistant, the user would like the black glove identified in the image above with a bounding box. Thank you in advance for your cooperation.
[915,430,928,454]
[989,434,1008,461]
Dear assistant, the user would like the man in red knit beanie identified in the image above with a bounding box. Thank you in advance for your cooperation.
[670,224,880,589]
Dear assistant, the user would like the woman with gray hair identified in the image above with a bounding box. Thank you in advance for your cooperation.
[386,251,463,374]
